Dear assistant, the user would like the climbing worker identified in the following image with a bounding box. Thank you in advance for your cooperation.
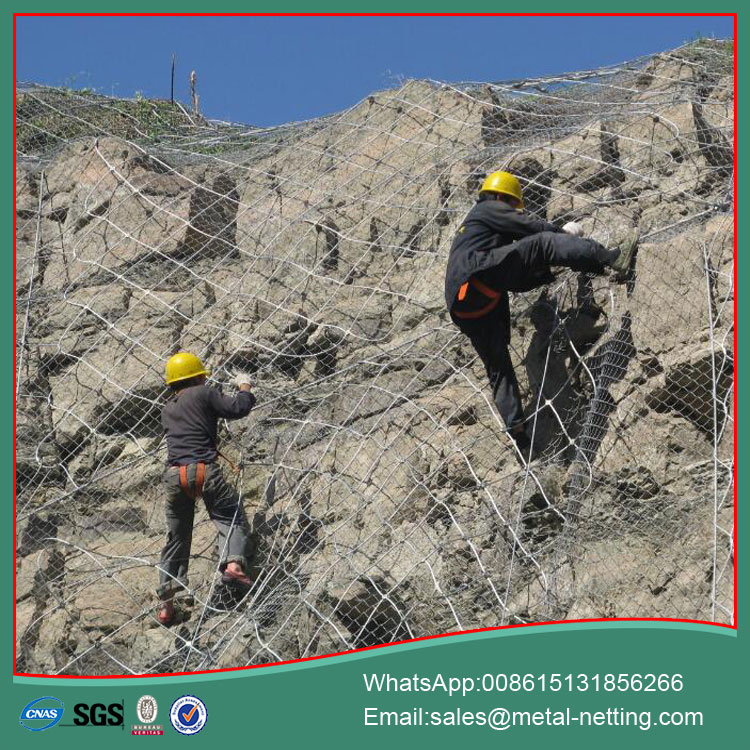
[156,351,256,626]
[444,170,636,460]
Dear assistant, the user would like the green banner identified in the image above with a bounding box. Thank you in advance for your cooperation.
[10,623,744,746]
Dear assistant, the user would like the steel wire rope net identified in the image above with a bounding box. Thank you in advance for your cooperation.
[15,39,734,675]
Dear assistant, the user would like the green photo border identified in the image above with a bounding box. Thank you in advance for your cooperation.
[7,6,741,748]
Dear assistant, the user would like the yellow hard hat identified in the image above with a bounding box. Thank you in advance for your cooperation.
[165,351,210,385]
[480,171,524,208]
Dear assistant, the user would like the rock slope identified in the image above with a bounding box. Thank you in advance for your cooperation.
[15,41,734,675]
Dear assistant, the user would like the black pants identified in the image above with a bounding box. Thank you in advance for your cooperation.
[157,462,250,599]
[452,231,608,431]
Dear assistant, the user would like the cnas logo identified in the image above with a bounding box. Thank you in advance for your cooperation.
[19,696,64,731]
[73,701,124,727]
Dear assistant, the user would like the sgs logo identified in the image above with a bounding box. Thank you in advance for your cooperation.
[73,701,124,727]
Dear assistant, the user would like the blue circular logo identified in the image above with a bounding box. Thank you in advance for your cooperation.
[19,697,64,732]
[169,696,207,736]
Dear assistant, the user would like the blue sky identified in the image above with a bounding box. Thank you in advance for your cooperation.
[16,15,734,127]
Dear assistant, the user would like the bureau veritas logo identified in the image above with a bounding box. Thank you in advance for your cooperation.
[131,695,163,736]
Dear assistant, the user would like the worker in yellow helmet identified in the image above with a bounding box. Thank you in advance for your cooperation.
[444,171,636,461]
[156,351,256,625]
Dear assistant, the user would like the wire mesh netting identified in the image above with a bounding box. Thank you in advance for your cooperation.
[15,39,734,675]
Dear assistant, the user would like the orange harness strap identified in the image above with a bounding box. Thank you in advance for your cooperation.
[453,277,502,319]
[469,276,501,300]
[179,462,206,500]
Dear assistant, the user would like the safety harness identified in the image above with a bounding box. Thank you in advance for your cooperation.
[179,462,206,500]
[171,385,241,498]
[452,277,502,320]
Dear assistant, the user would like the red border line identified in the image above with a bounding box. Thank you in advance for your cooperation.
[15,617,736,681]
[12,12,738,681]
[13,11,19,677]
[12,13,739,18]
[733,11,738,631]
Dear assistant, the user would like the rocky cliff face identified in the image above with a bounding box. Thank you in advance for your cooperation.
[16,40,734,675]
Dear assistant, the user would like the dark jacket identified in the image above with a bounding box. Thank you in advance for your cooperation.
[444,197,562,311]
[162,384,256,466]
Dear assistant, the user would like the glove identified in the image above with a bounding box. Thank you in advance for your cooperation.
[232,370,252,388]
[562,221,584,237]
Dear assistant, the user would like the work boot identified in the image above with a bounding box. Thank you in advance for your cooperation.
[575,243,619,275]
[609,229,640,280]
[221,567,253,589]
[598,247,621,270]
[157,599,175,626]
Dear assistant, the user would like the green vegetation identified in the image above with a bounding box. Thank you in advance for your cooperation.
[17,87,211,156]
[16,85,303,159]
[675,36,734,74]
